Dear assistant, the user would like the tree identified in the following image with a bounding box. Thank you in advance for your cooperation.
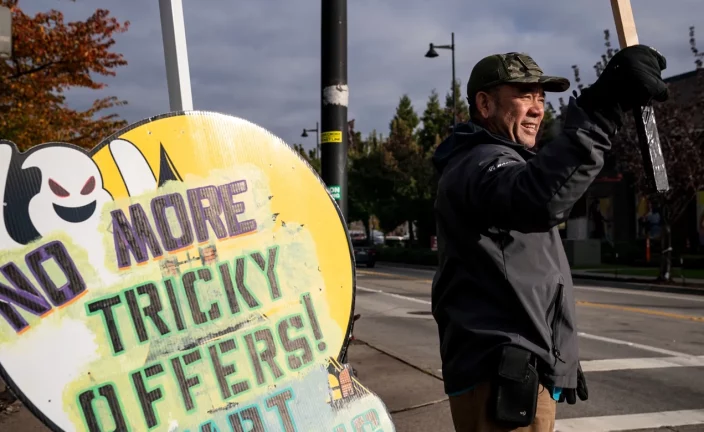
[381,114,421,239]
[573,28,704,281]
[444,78,469,127]
[347,129,394,240]
[0,0,130,150]
[418,89,445,152]
[389,94,420,133]
[292,143,320,174]
[413,89,452,247]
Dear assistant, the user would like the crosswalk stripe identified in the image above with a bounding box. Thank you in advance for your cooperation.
[554,409,704,432]
[581,355,704,372]
[577,332,694,357]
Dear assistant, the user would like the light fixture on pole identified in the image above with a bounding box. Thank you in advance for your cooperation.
[425,32,456,141]
[301,122,320,159]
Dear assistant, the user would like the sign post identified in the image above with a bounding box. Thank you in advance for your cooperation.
[159,0,193,111]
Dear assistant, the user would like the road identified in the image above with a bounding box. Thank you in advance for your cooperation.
[351,263,704,432]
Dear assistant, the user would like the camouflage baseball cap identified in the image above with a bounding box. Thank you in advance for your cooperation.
[467,52,570,104]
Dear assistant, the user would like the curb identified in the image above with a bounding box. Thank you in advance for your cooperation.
[376,261,704,297]
[375,261,438,271]
[570,274,704,296]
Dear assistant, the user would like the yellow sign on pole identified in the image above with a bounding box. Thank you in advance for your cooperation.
[321,131,343,144]
[0,111,394,431]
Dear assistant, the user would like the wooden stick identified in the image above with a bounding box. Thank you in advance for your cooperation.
[610,0,639,48]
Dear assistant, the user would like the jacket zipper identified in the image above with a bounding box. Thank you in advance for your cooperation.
[501,247,508,280]
[550,283,566,366]
[499,231,508,280]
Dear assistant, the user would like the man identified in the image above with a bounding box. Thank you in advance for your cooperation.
[431,45,668,431]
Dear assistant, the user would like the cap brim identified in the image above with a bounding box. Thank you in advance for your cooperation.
[505,75,571,92]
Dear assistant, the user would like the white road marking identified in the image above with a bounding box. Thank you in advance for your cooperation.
[433,355,704,376]
[577,332,695,358]
[581,355,704,372]
[357,286,431,306]
[554,409,704,432]
[576,285,704,302]
[357,286,698,359]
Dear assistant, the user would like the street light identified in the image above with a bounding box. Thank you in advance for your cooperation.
[425,32,456,141]
[301,122,319,159]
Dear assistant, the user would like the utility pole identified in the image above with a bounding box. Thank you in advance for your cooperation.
[159,0,193,111]
[321,0,348,221]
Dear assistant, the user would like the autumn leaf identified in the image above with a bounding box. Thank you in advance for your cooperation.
[0,0,130,150]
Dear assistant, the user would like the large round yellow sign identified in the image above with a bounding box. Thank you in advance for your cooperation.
[0,111,394,431]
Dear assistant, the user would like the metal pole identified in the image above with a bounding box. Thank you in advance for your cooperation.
[159,0,193,111]
[321,0,348,220]
[316,121,320,160]
[451,32,456,141]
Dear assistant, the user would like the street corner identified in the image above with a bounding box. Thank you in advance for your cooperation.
[348,340,447,416]
[345,339,453,430]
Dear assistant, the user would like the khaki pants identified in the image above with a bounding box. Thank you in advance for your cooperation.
[448,381,556,432]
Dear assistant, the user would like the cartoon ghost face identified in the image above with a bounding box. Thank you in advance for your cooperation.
[24,147,112,236]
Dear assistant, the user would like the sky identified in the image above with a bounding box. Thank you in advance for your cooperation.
[22,0,704,153]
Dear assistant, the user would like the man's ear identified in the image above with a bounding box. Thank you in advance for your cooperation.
[475,91,493,120]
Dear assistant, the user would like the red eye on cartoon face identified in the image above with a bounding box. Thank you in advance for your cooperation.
[81,176,96,195]
[48,179,69,197]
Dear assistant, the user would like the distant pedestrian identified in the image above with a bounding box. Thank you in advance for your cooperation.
[431,45,669,431]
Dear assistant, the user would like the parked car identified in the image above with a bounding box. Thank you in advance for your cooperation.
[352,239,377,268]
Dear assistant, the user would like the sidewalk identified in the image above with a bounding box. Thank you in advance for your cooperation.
[0,379,47,432]
[0,341,454,432]
[572,269,704,295]
[347,340,454,431]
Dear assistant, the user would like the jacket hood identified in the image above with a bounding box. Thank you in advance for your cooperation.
[432,121,534,173]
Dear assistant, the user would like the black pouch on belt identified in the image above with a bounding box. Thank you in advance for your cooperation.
[489,344,539,428]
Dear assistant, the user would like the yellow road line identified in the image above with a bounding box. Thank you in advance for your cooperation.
[577,301,704,323]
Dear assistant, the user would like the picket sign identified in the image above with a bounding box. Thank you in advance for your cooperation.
[0,111,394,432]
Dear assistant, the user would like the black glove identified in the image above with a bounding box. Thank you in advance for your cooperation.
[577,44,669,135]
[559,363,588,404]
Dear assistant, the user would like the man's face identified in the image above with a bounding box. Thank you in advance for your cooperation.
[476,83,546,148]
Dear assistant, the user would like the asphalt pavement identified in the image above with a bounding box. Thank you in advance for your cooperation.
[350,263,704,432]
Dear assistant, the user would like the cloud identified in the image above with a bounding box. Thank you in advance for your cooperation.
[20,0,704,151]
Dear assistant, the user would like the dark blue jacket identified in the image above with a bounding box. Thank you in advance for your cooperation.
[431,97,612,395]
